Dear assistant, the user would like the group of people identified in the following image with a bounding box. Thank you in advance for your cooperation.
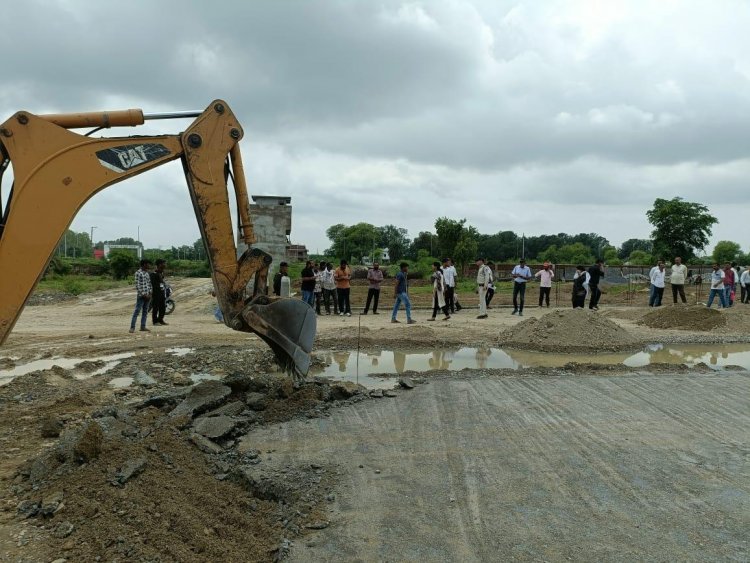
[129,258,168,333]
[274,259,356,316]
[129,256,750,332]
[706,262,749,309]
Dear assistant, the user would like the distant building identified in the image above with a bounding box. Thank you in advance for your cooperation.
[362,248,390,266]
[237,196,292,293]
[286,244,309,262]
[103,243,142,259]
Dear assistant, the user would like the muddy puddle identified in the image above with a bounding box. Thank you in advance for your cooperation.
[0,346,195,386]
[312,343,750,386]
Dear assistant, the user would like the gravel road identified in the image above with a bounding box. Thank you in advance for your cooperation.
[244,373,750,562]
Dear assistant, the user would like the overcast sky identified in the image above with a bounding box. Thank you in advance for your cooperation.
[2,0,749,255]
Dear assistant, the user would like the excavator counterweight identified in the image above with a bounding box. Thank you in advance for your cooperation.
[0,100,315,377]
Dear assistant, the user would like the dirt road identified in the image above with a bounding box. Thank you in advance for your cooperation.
[2,279,749,561]
[245,373,750,562]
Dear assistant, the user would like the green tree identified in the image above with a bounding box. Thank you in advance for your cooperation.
[627,250,654,264]
[377,225,409,261]
[109,249,137,279]
[646,197,717,261]
[618,238,652,260]
[434,217,466,258]
[324,222,379,263]
[453,231,479,272]
[407,231,435,260]
[712,241,742,264]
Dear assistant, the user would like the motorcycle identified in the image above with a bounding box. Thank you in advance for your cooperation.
[148,282,175,315]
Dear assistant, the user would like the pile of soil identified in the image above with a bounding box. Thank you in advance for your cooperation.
[638,305,726,332]
[500,309,641,352]
[4,364,369,562]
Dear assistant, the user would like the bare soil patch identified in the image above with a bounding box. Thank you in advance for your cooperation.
[639,305,726,331]
[500,309,641,352]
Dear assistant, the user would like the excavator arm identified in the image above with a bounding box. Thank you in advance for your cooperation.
[0,100,315,376]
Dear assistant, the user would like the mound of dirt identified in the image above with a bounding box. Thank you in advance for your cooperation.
[500,309,641,352]
[638,305,726,332]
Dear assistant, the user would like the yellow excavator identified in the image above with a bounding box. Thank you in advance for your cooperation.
[0,100,315,376]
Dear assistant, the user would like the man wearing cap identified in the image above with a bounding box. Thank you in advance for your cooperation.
[475,257,492,319]
[534,261,555,308]
[511,259,532,316]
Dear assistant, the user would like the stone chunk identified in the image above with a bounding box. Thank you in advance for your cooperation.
[193,416,237,440]
[223,373,268,393]
[40,416,63,438]
[204,400,246,417]
[398,377,415,389]
[170,381,231,418]
[245,392,268,411]
[329,381,365,400]
[190,433,223,455]
[369,389,384,398]
[384,390,398,398]
[112,457,147,486]
[133,370,157,387]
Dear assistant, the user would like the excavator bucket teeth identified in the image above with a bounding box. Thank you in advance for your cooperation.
[241,296,316,377]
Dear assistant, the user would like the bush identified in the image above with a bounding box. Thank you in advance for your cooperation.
[62,278,86,295]
[48,256,71,276]
[109,249,137,279]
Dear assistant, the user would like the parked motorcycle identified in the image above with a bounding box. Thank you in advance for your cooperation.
[148,282,175,315]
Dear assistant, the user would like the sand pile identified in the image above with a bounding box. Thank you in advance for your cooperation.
[501,309,640,352]
[639,305,726,332]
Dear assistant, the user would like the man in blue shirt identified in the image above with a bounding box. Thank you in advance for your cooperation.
[511,258,532,316]
[391,262,417,324]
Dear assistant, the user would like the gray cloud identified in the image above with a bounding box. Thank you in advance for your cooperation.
[2,0,748,255]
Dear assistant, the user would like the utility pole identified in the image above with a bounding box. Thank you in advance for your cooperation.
[90,226,97,256]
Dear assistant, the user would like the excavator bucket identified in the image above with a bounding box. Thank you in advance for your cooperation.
[241,296,317,378]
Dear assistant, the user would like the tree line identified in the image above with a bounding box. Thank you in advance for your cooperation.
[325,198,748,267]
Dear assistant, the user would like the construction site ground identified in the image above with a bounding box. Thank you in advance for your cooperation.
[1,278,748,562]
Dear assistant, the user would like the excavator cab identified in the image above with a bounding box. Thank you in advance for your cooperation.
[0,100,316,377]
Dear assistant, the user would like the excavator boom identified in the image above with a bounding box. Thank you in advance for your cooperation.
[0,100,315,376]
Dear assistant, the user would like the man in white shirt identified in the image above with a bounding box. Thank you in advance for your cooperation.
[475,257,492,319]
[741,265,750,304]
[511,259,532,316]
[670,256,688,304]
[649,260,666,307]
[706,263,727,308]
[442,258,457,314]
[534,261,555,308]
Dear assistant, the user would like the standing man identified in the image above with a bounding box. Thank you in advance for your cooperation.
[572,265,588,309]
[670,256,688,304]
[363,262,384,314]
[534,261,555,308]
[588,259,604,310]
[649,260,666,307]
[428,261,450,321]
[149,259,168,326]
[511,258,532,316]
[740,265,750,304]
[442,258,456,313]
[706,263,727,308]
[723,263,735,307]
[313,262,323,315]
[300,260,316,307]
[335,260,352,316]
[273,262,290,297]
[391,262,416,324]
[129,259,152,333]
[475,257,492,319]
[450,258,463,311]
[321,262,337,315]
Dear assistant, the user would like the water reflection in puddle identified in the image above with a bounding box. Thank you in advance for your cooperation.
[0,352,137,386]
[166,347,194,357]
[313,343,750,386]
[109,377,134,388]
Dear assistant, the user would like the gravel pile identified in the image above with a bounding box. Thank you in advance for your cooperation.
[500,309,641,352]
[639,305,726,332]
